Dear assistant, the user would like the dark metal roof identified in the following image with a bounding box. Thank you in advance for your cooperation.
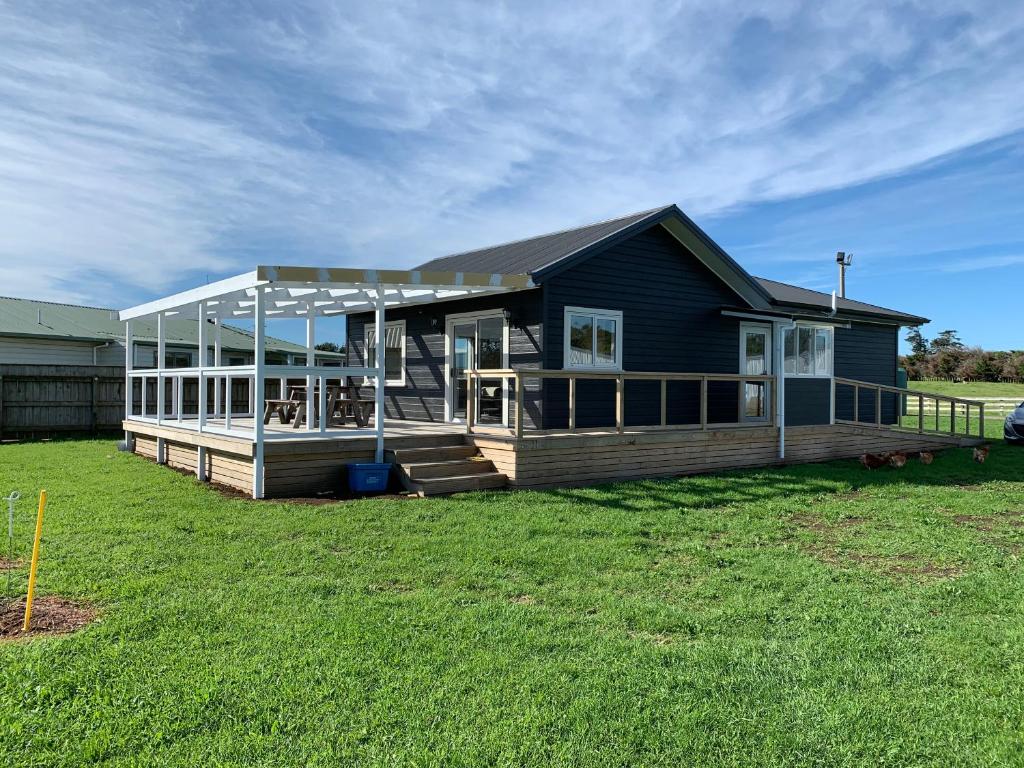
[415,204,926,325]
[755,278,928,325]
[415,206,674,274]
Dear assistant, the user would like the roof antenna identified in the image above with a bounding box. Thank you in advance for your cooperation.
[835,251,853,298]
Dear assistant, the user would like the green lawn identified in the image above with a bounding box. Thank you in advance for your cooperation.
[909,380,1024,399]
[2,439,1024,766]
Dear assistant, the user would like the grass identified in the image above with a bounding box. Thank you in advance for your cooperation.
[2,439,1024,766]
[909,380,1024,399]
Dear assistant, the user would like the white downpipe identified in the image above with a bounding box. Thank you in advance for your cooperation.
[374,286,386,463]
[252,287,266,499]
[774,320,793,460]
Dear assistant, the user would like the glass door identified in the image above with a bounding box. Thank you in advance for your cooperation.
[740,325,771,421]
[447,314,507,424]
[451,322,475,421]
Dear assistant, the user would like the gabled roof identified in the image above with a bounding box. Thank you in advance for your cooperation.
[416,204,773,310]
[0,296,319,354]
[414,204,926,325]
[755,278,928,325]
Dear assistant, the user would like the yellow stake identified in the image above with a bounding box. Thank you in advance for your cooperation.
[22,490,46,633]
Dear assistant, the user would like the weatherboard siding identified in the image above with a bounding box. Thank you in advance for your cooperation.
[541,224,744,429]
[834,322,900,425]
[347,290,544,427]
[0,337,103,366]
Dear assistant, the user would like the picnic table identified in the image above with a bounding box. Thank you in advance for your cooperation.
[262,384,376,429]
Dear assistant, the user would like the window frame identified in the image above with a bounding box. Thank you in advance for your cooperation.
[783,323,834,378]
[364,319,407,387]
[563,306,623,371]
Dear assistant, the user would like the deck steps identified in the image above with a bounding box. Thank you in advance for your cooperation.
[386,441,507,496]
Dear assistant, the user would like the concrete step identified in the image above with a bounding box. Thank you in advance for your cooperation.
[404,457,495,480]
[387,445,477,463]
[413,472,508,496]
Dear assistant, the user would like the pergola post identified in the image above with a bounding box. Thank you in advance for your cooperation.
[306,301,315,432]
[124,320,134,447]
[374,285,386,463]
[155,311,166,463]
[156,312,165,424]
[253,287,266,498]
[197,301,207,434]
[213,318,223,417]
[774,320,788,459]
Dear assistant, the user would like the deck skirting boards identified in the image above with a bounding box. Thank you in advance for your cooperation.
[127,419,979,497]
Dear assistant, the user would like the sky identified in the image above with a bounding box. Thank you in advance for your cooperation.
[1,1,1022,352]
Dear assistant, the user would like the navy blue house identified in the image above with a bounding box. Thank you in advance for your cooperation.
[347,204,925,433]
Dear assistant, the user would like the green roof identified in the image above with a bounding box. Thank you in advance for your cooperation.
[0,296,316,355]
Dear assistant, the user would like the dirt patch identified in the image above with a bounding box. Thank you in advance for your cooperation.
[803,543,962,579]
[0,558,22,571]
[629,629,673,646]
[790,514,866,533]
[509,594,536,605]
[953,511,1024,532]
[1,596,96,640]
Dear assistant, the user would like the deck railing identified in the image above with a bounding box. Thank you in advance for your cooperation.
[465,368,776,438]
[833,377,985,439]
[126,365,379,440]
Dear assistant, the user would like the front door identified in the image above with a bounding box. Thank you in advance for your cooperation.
[446,313,508,424]
[740,324,771,421]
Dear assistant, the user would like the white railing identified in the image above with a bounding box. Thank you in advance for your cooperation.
[126,365,379,440]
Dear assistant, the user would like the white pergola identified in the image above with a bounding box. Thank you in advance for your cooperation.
[120,266,533,497]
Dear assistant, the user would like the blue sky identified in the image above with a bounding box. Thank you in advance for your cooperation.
[1,1,1022,352]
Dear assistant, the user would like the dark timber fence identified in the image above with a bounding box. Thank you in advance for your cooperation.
[0,365,126,439]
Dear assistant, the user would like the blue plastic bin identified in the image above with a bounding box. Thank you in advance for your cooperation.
[348,462,391,493]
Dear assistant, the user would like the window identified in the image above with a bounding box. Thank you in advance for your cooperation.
[365,320,406,386]
[564,307,622,369]
[783,326,833,377]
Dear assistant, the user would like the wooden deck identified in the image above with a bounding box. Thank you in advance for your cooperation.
[125,416,982,498]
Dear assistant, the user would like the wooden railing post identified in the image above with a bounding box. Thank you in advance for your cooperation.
[950,400,955,436]
[466,372,475,434]
[700,377,708,430]
[568,376,576,433]
[979,403,985,439]
[918,394,924,434]
[875,387,881,429]
[514,372,524,439]
[853,385,859,423]
[615,375,624,434]
[660,378,667,428]
[965,402,971,437]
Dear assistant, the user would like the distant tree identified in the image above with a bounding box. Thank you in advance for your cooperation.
[930,330,964,353]
[315,342,345,354]
[905,327,930,357]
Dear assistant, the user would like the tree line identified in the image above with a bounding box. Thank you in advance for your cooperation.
[901,329,1024,382]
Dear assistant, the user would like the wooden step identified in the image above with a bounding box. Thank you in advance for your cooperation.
[404,457,495,480]
[387,445,477,463]
[412,472,508,496]
[383,434,467,450]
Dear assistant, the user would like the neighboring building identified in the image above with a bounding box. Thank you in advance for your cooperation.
[346,204,926,430]
[0,296,341,367]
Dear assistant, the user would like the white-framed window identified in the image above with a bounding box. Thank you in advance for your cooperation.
[563,306,623,370]
[364,319,406,386]
[783,325,833,377]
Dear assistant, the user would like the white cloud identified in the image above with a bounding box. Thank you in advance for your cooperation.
[1,0,1023,307]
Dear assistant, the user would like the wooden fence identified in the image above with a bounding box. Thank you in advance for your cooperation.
[0,365,126,439]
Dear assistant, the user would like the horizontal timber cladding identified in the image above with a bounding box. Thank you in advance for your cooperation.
[784,378,831,426]
[469,424,972,490]
[541,224,744,429]
[130,430,254,494]
[346,289,544,428]
[834,322,900,425]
